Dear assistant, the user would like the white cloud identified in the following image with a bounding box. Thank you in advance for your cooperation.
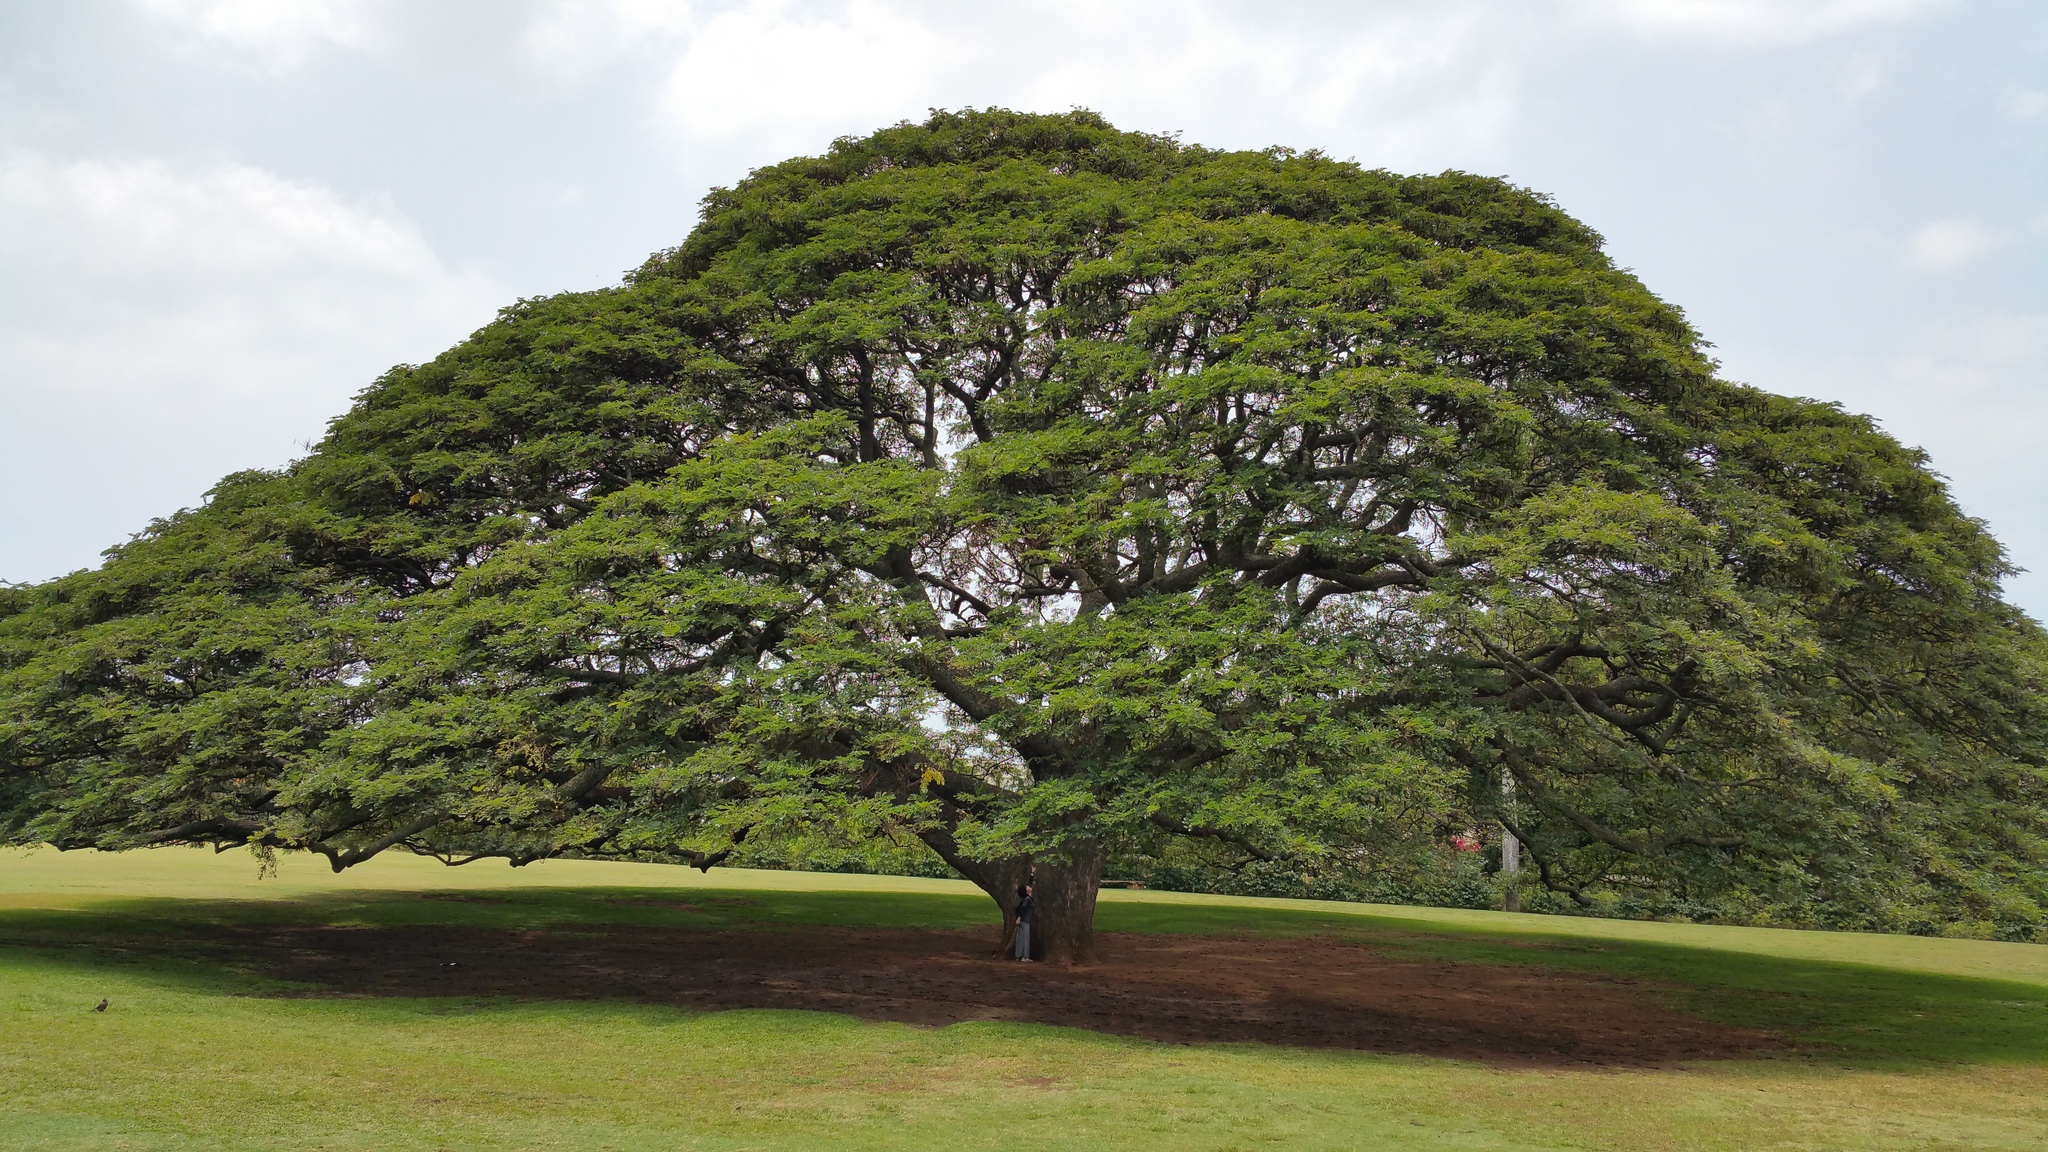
[1882,312,2048,604]
[1904,217,1996,271]
[2003,88,2048,121]
[1828,50,1892,101]
[655,0,944,143]
[999,3,1516,158]
[518,0,1940,182]
[0,152,505,581]
[132,0,378,69]
[519,0,697,79]
[1594,0,1944,45]
[531,1,1519,174]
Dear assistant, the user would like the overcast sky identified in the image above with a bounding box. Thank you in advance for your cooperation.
[3,0,2044,616]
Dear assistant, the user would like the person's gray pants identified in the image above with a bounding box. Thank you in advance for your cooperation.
[1014,921,1031,960]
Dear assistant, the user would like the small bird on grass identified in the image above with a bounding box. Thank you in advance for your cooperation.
[93,999,108,1012]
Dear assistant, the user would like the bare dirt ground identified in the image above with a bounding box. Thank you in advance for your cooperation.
[205,918,1780,1067]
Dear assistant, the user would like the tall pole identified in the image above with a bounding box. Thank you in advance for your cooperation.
[1500,768,1521,913]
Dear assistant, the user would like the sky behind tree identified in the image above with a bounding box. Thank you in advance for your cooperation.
[3,0,2044,615]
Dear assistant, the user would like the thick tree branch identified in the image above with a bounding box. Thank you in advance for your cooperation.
[314,811,446,872]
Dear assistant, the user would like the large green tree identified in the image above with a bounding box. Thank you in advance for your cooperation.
[5,110,2045,961]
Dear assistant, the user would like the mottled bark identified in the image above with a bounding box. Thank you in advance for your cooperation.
[1028,838,1104,965]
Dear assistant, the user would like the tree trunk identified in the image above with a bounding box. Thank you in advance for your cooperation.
[892,763,1102,963]
[1029,838,1104,965]
[1501,827,1522,913]
[1500,768,1522,913]
[915,828,1033,958]
[917,828,1103,963]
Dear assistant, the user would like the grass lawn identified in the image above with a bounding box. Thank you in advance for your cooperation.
[2,848,2045,1150]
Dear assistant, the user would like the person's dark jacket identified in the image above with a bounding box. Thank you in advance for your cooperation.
[1016,893,1034,924]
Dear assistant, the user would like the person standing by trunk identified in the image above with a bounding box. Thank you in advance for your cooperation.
[1013,883,1035,962]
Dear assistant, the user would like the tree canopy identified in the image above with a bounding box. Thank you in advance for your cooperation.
[5,109,2045,960]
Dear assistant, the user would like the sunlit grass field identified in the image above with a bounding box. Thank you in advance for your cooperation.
[2,847,2045,1150]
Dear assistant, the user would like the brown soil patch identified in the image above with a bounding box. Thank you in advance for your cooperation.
[204,923,1776,1067]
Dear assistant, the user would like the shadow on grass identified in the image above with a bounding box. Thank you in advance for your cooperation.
[2,884,2043,1068]
[1097,899,2048,1067]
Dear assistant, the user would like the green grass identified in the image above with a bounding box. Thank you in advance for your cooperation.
[3,848,2046,1151]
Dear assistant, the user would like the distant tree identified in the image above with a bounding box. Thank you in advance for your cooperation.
[6,110,2045,961]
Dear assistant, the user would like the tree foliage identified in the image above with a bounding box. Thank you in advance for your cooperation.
[5,110,2045,956]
